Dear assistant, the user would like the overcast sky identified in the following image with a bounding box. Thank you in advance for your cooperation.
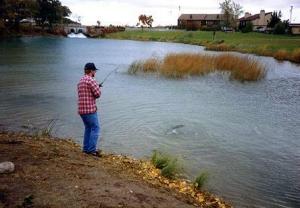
[61,0,300,26]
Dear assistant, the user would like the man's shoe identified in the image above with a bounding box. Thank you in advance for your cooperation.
[83,150,102,157]
[90,150,102,157]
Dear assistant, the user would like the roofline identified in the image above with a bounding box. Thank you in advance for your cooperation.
[239,12,272,21]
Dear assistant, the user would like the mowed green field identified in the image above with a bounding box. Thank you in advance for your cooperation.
[106,30,300,62]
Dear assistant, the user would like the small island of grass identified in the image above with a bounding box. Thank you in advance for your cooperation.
[129,53,266,82]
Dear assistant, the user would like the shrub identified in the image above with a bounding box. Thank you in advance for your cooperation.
[273,22,286,34]
[241,22,253,33]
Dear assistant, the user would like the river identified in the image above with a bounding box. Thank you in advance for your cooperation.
[0,37,299,208]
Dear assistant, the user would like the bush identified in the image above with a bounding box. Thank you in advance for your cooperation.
[241,22,253,33]
[273,22,285,34]
[0,20,8,36]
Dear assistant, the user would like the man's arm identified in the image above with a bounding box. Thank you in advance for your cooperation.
[90,79,101,98]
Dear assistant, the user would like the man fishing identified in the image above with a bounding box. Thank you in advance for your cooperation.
[77,63,102,157]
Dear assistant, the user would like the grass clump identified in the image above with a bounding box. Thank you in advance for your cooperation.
[161,159,179,179]
[128,58,160,75]
[274,49,289,61]
[291,49,300,63]
[205,43,234,51]
[194,172,209,190]
[151,150,180,179]
[151,150,170,169]
[128,61,143,74]
[33,119,57,138]
[128,53,266,82]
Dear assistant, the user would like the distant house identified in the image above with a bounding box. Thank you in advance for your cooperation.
[20,18,36,26]
[289,24,300,35]
[178,14,224,30]
[239,10,272,31]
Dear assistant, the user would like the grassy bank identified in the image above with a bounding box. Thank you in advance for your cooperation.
[129,53,265,81]
[0,131,230,208]
[105,30,300,63]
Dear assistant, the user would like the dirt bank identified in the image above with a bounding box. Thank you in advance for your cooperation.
[0,132,230,208]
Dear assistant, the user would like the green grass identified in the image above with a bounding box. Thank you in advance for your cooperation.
[151,150,181,179]
[194,172,209,190]
[105,30,300,63]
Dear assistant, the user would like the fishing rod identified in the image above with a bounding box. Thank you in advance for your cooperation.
[99,66,119,87]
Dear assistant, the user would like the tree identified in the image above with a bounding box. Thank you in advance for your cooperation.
[0,0,71,35]
[137,14,153,30]
[219,0,243,29]
[97,20,101,27]
[36,0,71,28]
[267,11,282,28]
[0,0,38,31]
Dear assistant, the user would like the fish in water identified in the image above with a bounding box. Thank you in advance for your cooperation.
[166,124,185,135]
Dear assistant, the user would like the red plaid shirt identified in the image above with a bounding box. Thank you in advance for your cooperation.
[77,75,101,115]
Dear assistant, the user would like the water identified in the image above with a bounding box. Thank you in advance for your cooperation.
[67,33,87,38]
[0,37,299,208]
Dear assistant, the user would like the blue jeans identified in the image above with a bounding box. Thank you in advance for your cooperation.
[80,112,100,153]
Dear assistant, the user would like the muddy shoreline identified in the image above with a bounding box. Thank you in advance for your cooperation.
[0,131,230,208]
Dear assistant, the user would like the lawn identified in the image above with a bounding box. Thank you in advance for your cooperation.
[106,30,300,63]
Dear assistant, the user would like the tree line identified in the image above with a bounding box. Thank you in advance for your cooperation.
[0,0,71,33]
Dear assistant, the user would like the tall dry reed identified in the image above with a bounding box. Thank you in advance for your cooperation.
[274,50,289,61]
[129,53,265,81]
[291,49,300,63]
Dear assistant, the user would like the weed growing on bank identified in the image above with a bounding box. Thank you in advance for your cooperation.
[151,150,181,179]
[194,172,209,190]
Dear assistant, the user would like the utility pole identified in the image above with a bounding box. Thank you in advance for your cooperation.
[178,5,181,29]
[290,6,293,23]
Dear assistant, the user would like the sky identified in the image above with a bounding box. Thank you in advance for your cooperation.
[61,0,300,26]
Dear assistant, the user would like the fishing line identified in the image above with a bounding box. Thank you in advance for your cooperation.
[99,66,120,86]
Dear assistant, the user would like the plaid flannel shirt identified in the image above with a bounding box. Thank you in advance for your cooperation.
[77,75,101,115]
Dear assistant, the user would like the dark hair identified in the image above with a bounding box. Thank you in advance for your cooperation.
[85,69,92,74]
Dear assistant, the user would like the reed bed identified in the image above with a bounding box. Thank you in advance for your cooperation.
[128,53,266,81]
[291,49,300,63]
[274,49,289,61]
[205,43,235,52]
